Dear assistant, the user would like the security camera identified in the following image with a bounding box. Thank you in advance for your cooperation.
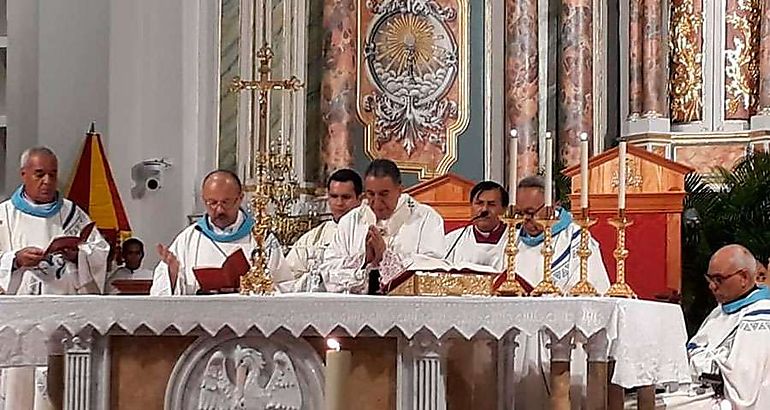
[131,158,172,199]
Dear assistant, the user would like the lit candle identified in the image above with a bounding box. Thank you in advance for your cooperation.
[509,129,518,205]
[618,140,627,210]
[579,132,589,210]
[544,132,553,208]
[325,338,351,410]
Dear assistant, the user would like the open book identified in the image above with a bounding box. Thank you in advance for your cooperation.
[192,248,250,292]
[44,222,96,256]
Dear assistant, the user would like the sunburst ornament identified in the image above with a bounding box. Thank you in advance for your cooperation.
[377,15,436,76]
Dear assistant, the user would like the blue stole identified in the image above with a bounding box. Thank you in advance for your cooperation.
[518,207,573,247]
[722,285,770,314]
[10,185,63,218]
[195,209,255,243]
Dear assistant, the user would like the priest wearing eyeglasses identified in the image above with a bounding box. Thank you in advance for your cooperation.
[149,170,291,295]
[659,244,770,409]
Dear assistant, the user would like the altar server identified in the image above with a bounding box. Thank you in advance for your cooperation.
[285,168,362,280]
[322,159,446,293]
[660,244,770,409]
[150,170,291,295]
[445,180,509,272]
[0,146,109,410]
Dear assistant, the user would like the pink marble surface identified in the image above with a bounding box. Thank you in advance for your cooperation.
[505,0,540,177]
[628,0,643,117]
[642,0,668,116]
[675,144,746,173]
[558,0,593,167]
[320,0,357,175]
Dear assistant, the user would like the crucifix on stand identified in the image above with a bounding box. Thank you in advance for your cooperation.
[229,0,303,295]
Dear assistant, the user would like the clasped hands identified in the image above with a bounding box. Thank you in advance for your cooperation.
[364,225,387,267]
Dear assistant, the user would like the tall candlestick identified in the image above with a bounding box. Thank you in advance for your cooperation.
[325,339,351,410]
[618,140,627,210]
[579,133,589,209]
[544,132,553,208]
[509,129,518,204]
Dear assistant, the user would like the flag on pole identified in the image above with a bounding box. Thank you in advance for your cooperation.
[66,123,132,256]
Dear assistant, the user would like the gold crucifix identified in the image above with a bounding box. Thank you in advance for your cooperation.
[230,43,303,179]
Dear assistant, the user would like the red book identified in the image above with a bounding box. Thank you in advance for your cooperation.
[44,222,96,256]
[192,249,250,292]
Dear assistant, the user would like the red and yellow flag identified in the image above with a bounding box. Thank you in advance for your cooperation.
[66,124,132,251]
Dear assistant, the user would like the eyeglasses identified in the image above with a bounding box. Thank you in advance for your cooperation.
[517,203,546,219]
[203,198,240,209]
[703,269,744,286]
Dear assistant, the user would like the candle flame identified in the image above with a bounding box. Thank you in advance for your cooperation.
[509,129,518,138]
[545,131,552,139]
[579,132,588,142]
[326,338,341,351]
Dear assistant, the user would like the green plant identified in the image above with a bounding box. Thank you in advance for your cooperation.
[681,151,770,334]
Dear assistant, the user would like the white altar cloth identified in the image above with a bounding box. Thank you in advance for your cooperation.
[0,295,691,388]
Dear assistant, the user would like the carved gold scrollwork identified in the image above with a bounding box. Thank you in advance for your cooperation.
[724,0,760,118]
[669,0,703,123]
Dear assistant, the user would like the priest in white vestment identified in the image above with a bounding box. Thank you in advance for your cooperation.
[445,181,510,272]
[656,245,770,410]
[106,238,153,294]
[321,159,447,294]
[0,147,109,410]
[285,169,362,291]
[150,170,291,295]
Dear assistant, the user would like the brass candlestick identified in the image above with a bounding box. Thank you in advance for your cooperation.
[530,207,562,297]
[568,208,599,297]
[495,205,527,296]
[240,154,275,295]
[604,209,637,298]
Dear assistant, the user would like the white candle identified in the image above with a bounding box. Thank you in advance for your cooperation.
[509,129,518,205]
[325,338,351,410]
[579,132,589,209]
[618,140,627,210]
[544,132,553,208]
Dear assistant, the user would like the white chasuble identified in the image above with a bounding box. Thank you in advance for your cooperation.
[321,194,446,293]
[0,199,109,295]
[150,213,292,296]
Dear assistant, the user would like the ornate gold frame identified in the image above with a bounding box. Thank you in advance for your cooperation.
[355,0,470,180]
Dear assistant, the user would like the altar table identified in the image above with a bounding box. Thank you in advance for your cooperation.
[0,295,691,409]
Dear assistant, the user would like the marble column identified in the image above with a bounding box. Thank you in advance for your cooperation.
[320,0,357,177]
[546,329,575,410]
[505,0,539,177]
[724,0,760,120]
[627,0,643,119]
[558,0,593,167]
[641,0,669,117]
[754,0,770,117]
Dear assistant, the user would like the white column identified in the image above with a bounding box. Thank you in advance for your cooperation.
[397,331,447,410]
[63,336,93,410]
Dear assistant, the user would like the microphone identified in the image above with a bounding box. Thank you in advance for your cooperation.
[444,210,490,259]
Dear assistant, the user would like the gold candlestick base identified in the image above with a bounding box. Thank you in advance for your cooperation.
[240,158,275,296]
[496,206,527,297]
[604,211,637,299]
[568,208,599,297]
[530,210,562,297]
